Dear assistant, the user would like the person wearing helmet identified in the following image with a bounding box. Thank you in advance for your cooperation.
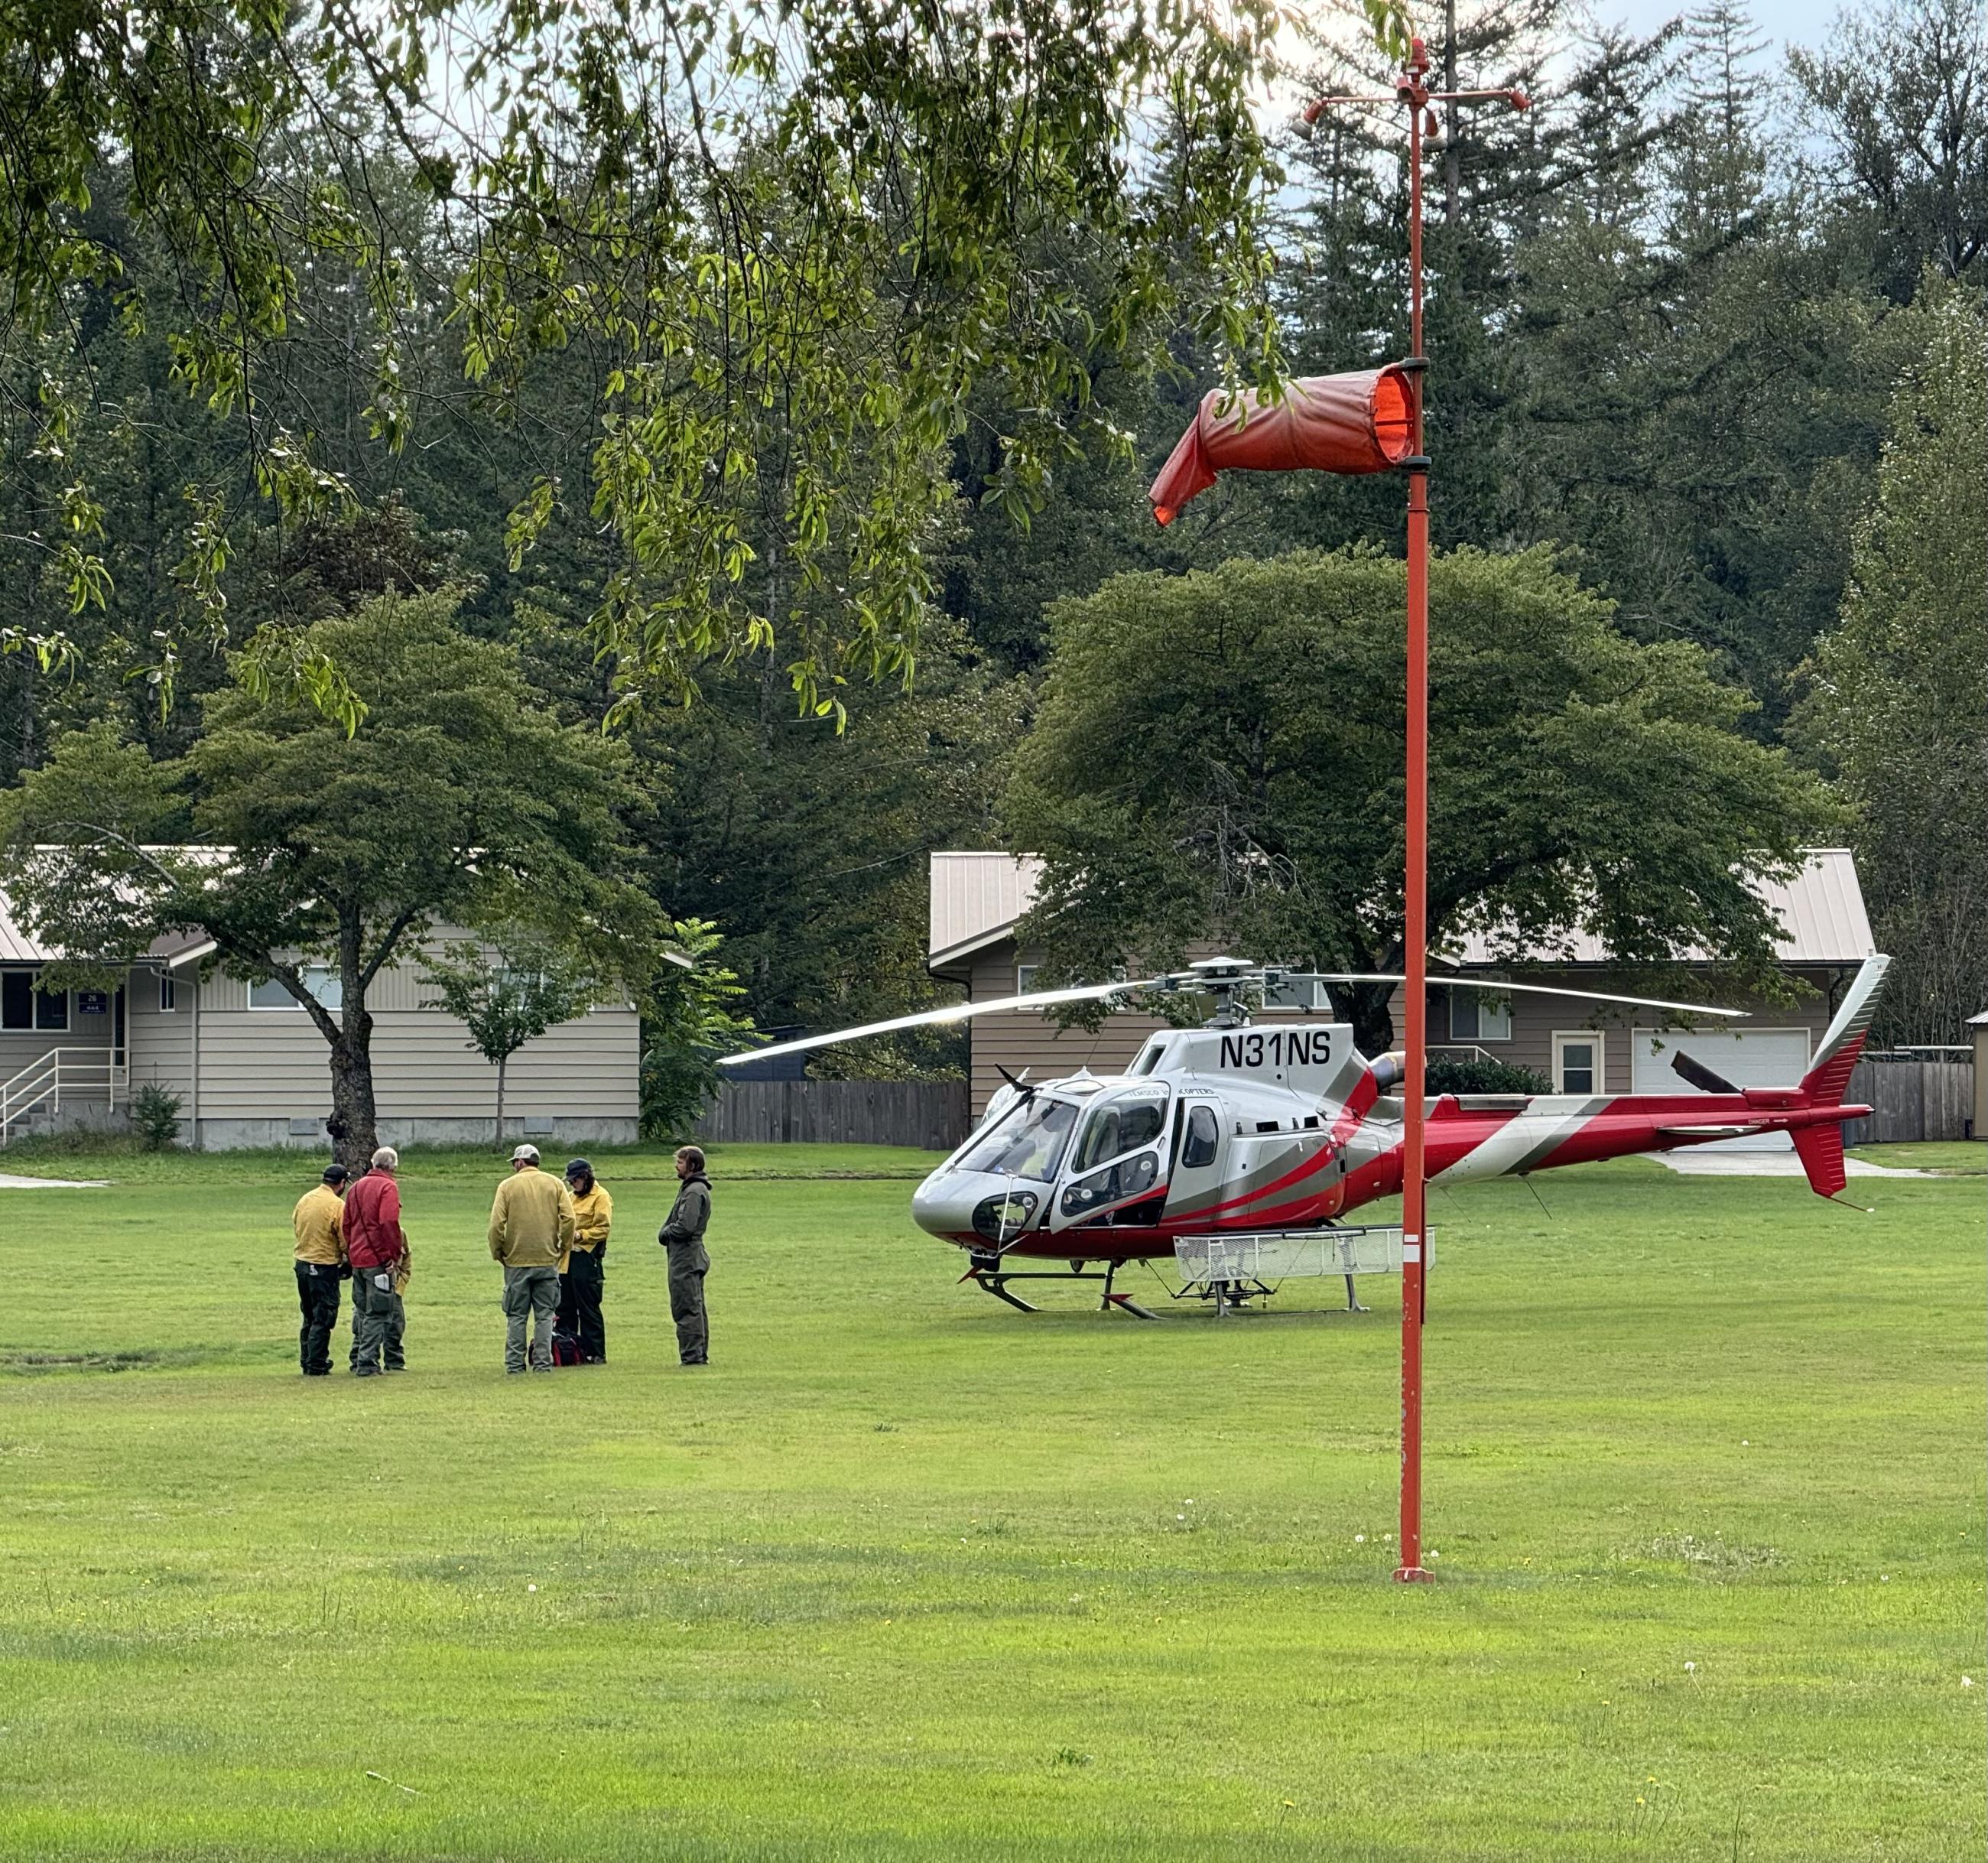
[291,1163,349,1377]
[487,1143,575,1374]
[557,1158,612,1364]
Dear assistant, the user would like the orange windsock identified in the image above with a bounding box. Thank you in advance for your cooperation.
[1149,366,1417,524]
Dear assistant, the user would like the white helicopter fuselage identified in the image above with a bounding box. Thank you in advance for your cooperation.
[911,1023,1387,1261]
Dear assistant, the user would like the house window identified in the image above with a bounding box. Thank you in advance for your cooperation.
[1,971,68,1031]
[1448,984,1511,1042]
[1554,1031,1603,1096]
[248,966,343,1011]
[1015,964,1040,998]
[159,972,177,1013]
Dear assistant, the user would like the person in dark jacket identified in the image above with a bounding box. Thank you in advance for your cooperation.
[291,1164,349,1376]
[658,1146,712,1366]
[343,1147,408,1377]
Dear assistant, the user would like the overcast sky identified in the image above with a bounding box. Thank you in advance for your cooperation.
[1594,0,1842,53]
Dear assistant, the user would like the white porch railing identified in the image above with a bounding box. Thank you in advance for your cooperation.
[0,1046,129,1145]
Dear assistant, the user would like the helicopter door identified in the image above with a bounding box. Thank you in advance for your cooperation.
[1049,1085,1171,1232]
[1161,1095,1228,1220]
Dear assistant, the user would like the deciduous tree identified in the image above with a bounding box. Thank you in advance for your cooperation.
[1003,547,1834,1052]
[0,593,660,1164]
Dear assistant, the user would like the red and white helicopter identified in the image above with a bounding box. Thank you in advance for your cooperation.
[720,954,1886,1315]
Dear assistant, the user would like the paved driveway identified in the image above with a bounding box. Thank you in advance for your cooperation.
[1646,1151,1928,1179]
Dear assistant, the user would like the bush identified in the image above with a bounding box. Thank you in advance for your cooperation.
[1426,1056,1551,1097]
[130,1082,184,1152]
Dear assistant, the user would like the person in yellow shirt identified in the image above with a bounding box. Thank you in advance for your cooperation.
[557,1158,612,1364]
[487,1144,576,1374]
[291,1164,349,1377]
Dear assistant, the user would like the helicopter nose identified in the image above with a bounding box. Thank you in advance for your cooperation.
[911,1172,976,1238]
[911,1170,1041,1242]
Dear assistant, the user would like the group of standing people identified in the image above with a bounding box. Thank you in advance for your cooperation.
[289,1143,714,1376]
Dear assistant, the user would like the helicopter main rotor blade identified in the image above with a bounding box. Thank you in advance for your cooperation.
[1305,973,1748,1019]
[716,978,1170,1067]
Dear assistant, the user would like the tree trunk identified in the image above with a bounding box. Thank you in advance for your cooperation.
[1336,982,1398,1060]
[495,1055,508,1151]
[326,911,378,1169]
[326,1026,379,1171]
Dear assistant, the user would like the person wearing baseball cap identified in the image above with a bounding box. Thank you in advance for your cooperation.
[344,1147,409,1376]
[291,1162,350,1377]
[486,1143,575,1374]
[557,1159,612,1364]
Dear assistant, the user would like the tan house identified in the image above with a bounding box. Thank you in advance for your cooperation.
[929,849,1879,1127]
[2,895,639,1149]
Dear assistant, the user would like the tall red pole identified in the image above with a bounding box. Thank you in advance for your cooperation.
[1395,38,1434,1585]
[1296,38,1525,1587]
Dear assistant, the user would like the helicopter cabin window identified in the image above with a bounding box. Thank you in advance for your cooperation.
[1070,1085,1170,1175]
[1130,1037,1168,1077]
[956,1096,1078,1183]
[1448,984,1510,1042]
[1181,1104,1220,1169]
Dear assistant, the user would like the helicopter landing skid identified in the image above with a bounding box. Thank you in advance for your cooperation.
[962,1255,1158,1320]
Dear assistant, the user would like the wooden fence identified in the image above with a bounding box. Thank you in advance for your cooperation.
[694,1079,969,1151]
[1839,1058,1975,1145]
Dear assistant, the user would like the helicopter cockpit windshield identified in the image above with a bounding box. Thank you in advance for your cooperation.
[955,1096,1079,1183]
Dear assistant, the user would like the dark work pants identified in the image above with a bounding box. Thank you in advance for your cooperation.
[558,1248,606,1362]
[294,1262,342,1375]
[666,1243,708,1364]
[349,1266,406,1374]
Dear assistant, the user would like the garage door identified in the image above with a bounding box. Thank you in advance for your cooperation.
[1632,1026,1813,1152]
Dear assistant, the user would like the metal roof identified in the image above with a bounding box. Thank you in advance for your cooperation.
[927,848,1876,969]
[0,892,214,969]
[0,893,47,964]
[929,851,1044,971]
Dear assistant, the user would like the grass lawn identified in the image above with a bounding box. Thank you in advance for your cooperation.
[1848,1140,1987,1175]
[1,1144,1980,1861]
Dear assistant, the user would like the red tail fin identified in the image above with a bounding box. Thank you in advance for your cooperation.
[1791,1122,1847,1198]
[1799,954,1890,1107]
[1791,955,1889,1199]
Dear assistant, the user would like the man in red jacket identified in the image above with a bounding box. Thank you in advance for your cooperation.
[343,1147,408,1377]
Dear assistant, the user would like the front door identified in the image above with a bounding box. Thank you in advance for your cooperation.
[1048,1085,1171,1233]
[1553,1030,1604,1096]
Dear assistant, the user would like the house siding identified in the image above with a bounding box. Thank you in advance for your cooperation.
[1425,966,1850,1093]
[1,980,118,1120]
[193,1003,640,1121]
[128,970,197,1105]
[3,918,643,1149]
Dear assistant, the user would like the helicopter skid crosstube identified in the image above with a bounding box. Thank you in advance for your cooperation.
[960,1254,1159,1320]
